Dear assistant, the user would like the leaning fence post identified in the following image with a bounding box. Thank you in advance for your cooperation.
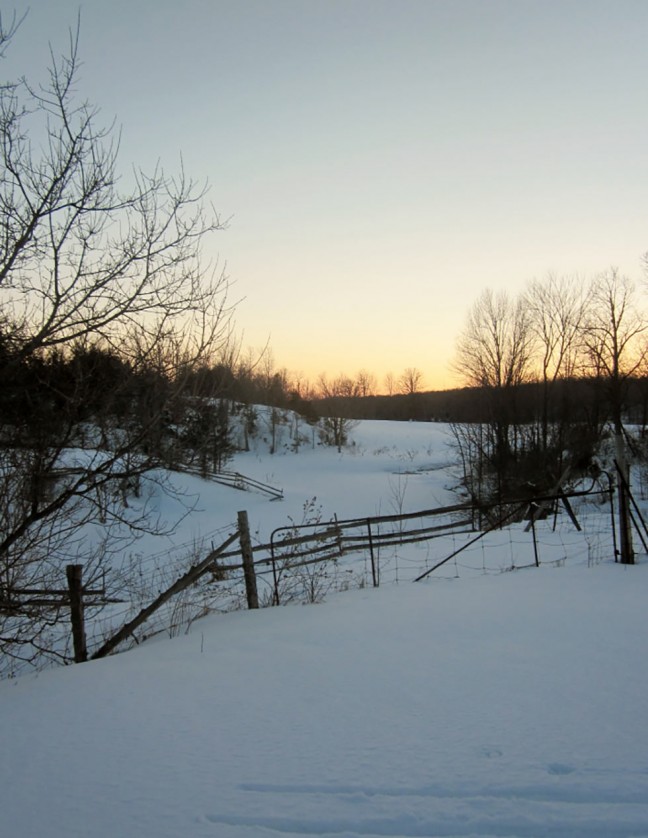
[366,518,378,587]
[528,505,540,567]
[66,564,87,663]
[238,510,259,609]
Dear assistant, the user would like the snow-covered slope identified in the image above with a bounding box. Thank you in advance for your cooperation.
[2,419,647,838]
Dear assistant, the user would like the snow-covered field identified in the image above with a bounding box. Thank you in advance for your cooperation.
[2,419,648,838]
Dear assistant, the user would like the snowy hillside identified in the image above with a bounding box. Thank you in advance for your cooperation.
[2,419,647,838]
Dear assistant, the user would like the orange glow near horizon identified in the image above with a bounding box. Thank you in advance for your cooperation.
[17,1,648,402]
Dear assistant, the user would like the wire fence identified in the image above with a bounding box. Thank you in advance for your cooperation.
[85,522,245,656]
[28,479,626,667]
[249,483,618,600]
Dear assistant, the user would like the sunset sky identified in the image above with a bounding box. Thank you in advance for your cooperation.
[8,0,648,390]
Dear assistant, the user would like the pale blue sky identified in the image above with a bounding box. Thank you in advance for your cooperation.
[7,0,648,388]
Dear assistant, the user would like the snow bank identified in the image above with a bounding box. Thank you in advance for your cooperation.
[2,419,647,837]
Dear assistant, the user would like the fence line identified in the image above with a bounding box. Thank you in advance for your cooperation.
[68,481,620,663]
[173,464,283,500]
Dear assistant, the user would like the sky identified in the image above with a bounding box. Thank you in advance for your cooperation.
[5,0,648,390]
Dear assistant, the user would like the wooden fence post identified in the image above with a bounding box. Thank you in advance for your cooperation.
[66,564,87,663]
[238,510,259,609]
[529,506,540,567]
[366,518,378,587]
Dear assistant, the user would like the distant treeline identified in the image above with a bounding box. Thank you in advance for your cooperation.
[315,377,648,427]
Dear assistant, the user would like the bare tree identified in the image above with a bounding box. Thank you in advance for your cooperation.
[526,274,585,383]
[582,271,647,386]
[0,20,234,671]
[398,367,423,395]
[0,10,23,60]
[317,374,359,452]
[1,74,229,359]
[356,369,376,397]
[581,269,648,563]
[453,288,534,501]
[525,273,587,456]
[454,289,533,390]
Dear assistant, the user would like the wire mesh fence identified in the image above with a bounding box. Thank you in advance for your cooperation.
[85,522,244,656]
[15,479,626,673]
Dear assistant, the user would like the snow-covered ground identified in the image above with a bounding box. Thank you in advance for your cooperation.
[2,419,647,838]
[153,418,460,546]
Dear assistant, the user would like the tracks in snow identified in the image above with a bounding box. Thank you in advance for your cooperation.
[201,770,648,837]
